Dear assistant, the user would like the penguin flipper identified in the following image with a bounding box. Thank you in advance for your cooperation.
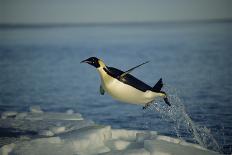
[100,85,105,95]
[152,78,163,92]
[120,61,149,79]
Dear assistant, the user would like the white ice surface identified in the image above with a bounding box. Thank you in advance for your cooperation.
[1,112,18,119]
[29,106,43,113]
[0,143,15,155]
[38,130,54,137]
[144,139,219,155]
[0,106,222,155]
[99,148,150,155]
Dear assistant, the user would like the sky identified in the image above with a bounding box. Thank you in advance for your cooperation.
[0,0,232,24]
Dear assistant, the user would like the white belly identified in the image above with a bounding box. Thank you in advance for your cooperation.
[102,78,158,105]
[97,67,162,105]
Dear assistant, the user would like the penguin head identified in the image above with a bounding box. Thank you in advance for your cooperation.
[81,57,102,68]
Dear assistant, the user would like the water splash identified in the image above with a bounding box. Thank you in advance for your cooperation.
[145,86,221,152]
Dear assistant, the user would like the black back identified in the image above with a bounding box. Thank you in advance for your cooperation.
[104,67,152,92]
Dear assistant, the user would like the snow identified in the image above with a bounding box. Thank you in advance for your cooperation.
[30,106,43,113]
[0,143,15,155]
[144,139,219,155]
[1,112,17,119]
[66,109,74,114]
[106,139,131,150]
[136,132,155,143]
[38,130,54,137]
[100,148,150,155]
[59,125,112,154]
[49,126,66,134]
[24,112,83,121]
[0,106,222,155]
[111,129,157,141]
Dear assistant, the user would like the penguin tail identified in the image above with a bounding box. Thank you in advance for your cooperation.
[152,78,171,106]
[152,78,163,92]
[160,91,171,106]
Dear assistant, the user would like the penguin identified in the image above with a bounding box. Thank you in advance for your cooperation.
[81,57,170,109]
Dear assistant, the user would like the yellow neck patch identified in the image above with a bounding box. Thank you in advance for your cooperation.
[98,59,106,68]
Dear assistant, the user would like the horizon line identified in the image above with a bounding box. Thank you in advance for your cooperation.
[1,18,232,29]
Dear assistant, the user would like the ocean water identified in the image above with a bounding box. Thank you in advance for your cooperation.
[0,22,232,153]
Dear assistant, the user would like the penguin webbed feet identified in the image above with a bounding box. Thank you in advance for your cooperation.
[160,91,171,106]
[164,97,171,106]
[142,102,152,110]
[142,105,147,110]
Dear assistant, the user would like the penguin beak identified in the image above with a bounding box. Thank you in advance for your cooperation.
[80,59,91,64]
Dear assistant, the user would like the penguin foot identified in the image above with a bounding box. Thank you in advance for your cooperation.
[143,102,151,109]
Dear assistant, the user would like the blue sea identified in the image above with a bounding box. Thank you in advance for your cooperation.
[0,22,232,153]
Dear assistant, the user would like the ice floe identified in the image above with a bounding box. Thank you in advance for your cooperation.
[29,106,43,114]
[0,106,222,155]
[1,112,18,119]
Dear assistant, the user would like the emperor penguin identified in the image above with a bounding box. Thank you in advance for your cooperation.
[81,57,170,109]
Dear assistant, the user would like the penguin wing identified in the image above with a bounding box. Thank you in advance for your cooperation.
[120,61,149,79]
[100,85,105,95]
[105,67,152,92]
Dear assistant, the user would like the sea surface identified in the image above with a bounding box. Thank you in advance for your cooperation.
[0,22,232,153]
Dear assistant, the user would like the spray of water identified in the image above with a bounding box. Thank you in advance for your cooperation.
[145,86,221,152]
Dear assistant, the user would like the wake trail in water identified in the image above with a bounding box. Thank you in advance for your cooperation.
[145,86,221,152]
